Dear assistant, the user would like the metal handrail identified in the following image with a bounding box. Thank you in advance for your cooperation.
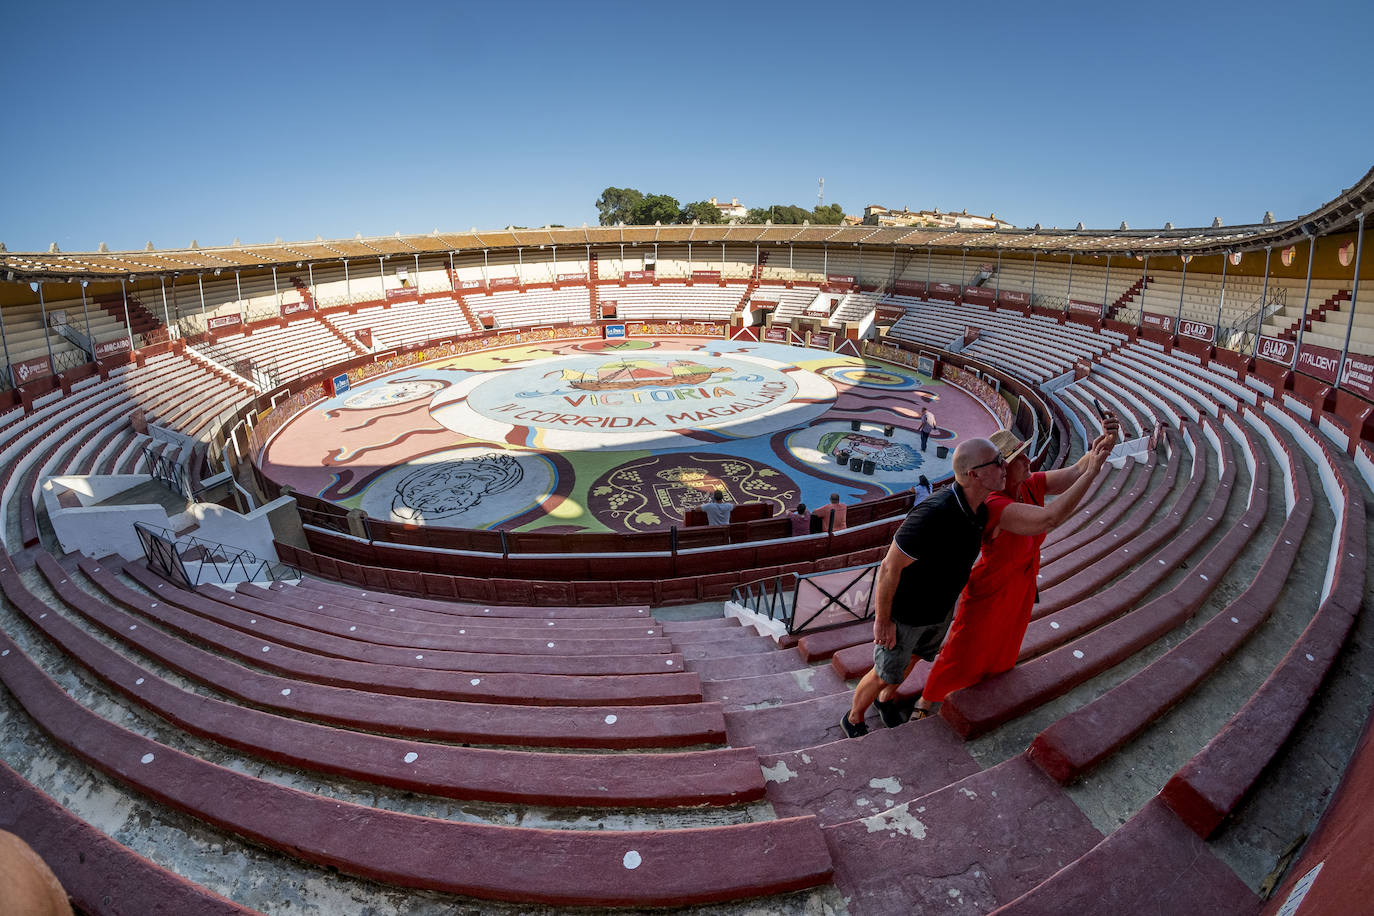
[134,521,301,587]
[731,562,880,635]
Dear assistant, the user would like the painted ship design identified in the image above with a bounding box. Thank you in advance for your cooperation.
[553,359,729,391]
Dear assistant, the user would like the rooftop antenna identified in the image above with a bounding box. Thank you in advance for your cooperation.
[817,177,824,208]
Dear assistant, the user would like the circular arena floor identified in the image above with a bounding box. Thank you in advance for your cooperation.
[260,337,1001,533]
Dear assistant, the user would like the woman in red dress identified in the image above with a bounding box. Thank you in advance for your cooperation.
[909,422,1118,720]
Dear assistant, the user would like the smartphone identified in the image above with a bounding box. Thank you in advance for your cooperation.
[1092,397,1110,419]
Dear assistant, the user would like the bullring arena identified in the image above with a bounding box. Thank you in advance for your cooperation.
[0,170,1371,915]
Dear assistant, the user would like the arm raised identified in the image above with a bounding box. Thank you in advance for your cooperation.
[999,436,1112,536]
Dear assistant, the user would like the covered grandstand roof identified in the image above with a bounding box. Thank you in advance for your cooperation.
[2,168,1371,282]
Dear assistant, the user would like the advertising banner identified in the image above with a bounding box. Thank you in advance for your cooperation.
[691,270,721,282]
[963,286,995,305]
[1296,342,1340,383]
[929,283,958,300]
[1000,290,1029,307]
[894,280,926,297]
[10,356,51,386]
[489,277,519,289]
[281,300,312,318]
[94,337,131,360]
[764,326,791,344]
[1177,319,1216,343]
[208,313,242,330]
[1142,313,1174,333]
[1255,335,1296,366]
[1068,300,1102,318]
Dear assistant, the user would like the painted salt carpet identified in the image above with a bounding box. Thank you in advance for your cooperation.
[259,337,1000,533]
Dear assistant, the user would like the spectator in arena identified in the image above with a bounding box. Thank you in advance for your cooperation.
[790,503,810,537]
[908,419,1119,723]
[840,438,1003,738]
[702,489,734,526]
[919,407,938,452]
[912,475,933,504]
[813,493,848,532]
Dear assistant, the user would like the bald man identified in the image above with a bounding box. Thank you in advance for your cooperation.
[841,437,1006,737]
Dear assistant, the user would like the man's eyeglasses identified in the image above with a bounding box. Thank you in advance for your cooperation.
[971,454,1006,471]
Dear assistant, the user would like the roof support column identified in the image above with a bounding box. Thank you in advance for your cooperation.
[197,272,207,328]
[159,277,172,332]
[1291,237,1315,359]
[343,259,351,305]
[307,263,317,310]
[34,281,55,373]
[994,248,1002,302]
[1101,255,1112,319]
[378,257,386,300]
[1336,211,1366,389]
[1029,251,1038,307]
[926,244,932,291]
[1214,254,1230,339]
[79,280,95,359]
[118,278,133,350]
[1174,255,1189,331]
[271,266,280,312]
[1064,253,1075,317]
[1137,254,1150,330]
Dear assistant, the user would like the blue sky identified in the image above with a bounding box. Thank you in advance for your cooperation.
[3,1,1370,253]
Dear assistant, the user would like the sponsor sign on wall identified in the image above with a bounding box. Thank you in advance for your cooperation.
[963,286,995,304]
[691,270,721,281]
[208,313,242,330]
[810,331,834,350]
[1068,300,1102,318]
[875,305,906,323]
[917,355,936,377]
[624,270,653,280]
[558,273,588,284]
[1340,351,1374,399]
[603,324,626,339]
[281,300,312,318]
[764,326,791,343]
[1256,335,1296,366]
[1142,313,1174,333]
[459,279,485,289]
[1177,319,1216,343]
[1296,342,1341,383]
[490,277,520,289]
[826,275,856,287]
[94,337,131,360]
[10,355,52,386]
[894,280,926,297]
[355,329,373,348]
[386,286,418,300]
[1000,290,1029,307]
[929,283,958,300]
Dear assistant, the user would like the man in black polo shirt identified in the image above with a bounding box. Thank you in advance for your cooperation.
[841,437,1006,737]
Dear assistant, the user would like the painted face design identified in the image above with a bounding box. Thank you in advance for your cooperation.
[391,454,524,521]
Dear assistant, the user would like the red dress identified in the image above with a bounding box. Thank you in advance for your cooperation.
[921,472,1047,703]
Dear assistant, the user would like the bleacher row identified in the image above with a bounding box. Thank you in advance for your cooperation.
[0,298,1370,914]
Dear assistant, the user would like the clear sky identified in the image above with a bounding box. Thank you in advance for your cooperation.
[3,0,1370,254]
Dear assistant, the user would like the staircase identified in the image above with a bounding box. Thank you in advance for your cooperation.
[1105,275,1151,321]
[736,251,768,317]
[96,293,162,336]
[589,252,601,319]
[288,277,316,310]
[314,313,370,357]
[1277,288,1350,340]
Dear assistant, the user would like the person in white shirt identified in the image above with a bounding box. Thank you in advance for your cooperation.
[702,489,735,525]
[912,475,933,504]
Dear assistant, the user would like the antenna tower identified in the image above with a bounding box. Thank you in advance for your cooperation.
[817,178,824,207]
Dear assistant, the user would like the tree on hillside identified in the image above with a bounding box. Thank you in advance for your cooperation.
[596,187,644,225]
[812,203,845,225]
[679,200,726,224]
[628,194,682,225]
[745,202,846,224]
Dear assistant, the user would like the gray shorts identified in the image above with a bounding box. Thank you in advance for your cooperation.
[873,619,951,684]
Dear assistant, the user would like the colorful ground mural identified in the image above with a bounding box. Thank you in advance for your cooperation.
[259,337,1001,533]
